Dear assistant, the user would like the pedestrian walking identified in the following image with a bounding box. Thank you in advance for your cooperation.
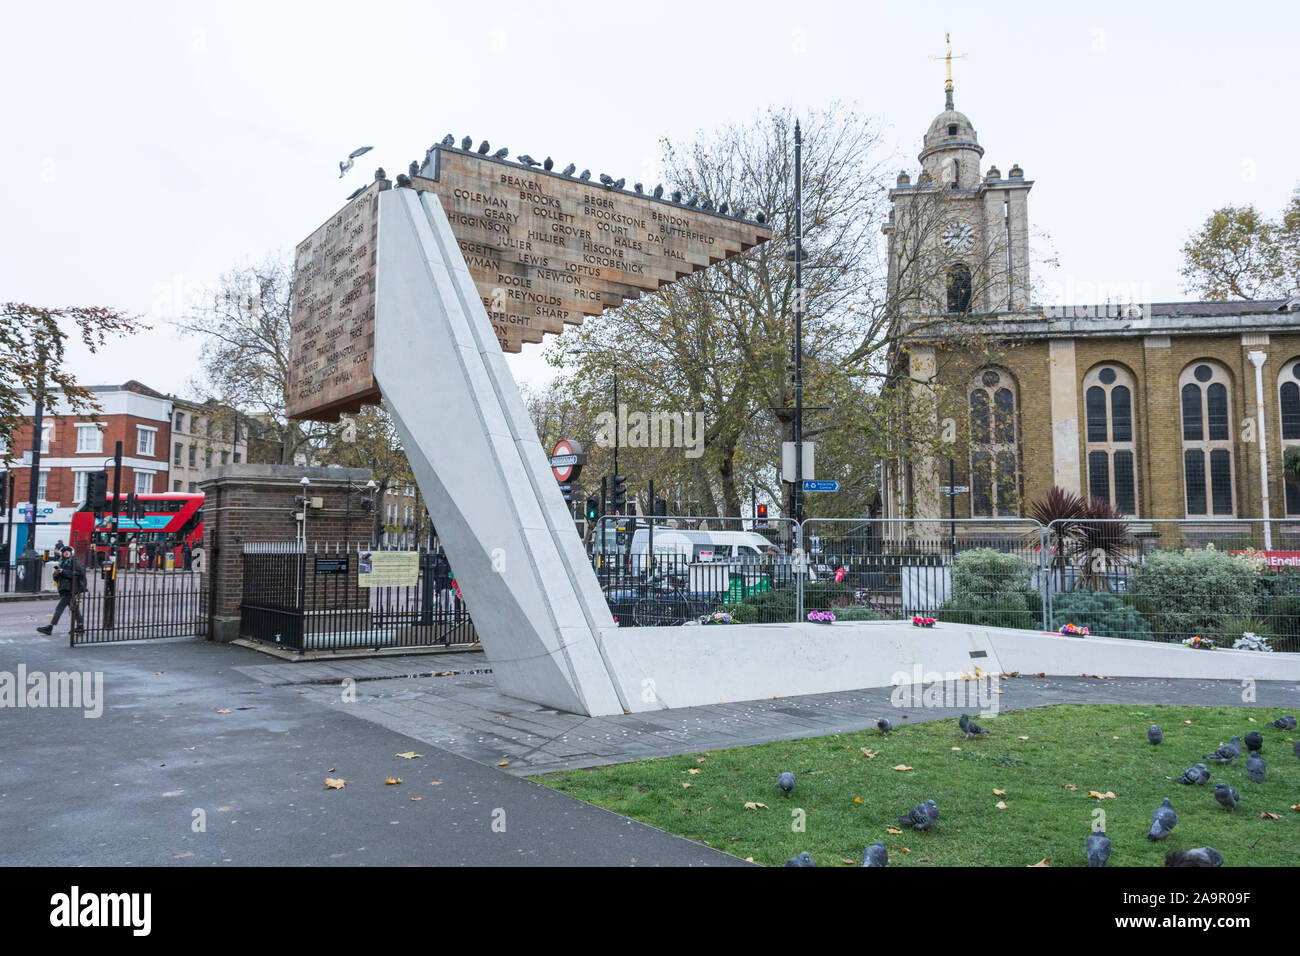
[433,546,453,618]
[144,540,156,570]
[128,537,139,569]
[37,546,85,635]
[183,541,193,571]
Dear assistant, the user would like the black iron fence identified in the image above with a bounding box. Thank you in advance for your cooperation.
[587,515,1300,652]
[239,542,476,652]
[67,561,206,645]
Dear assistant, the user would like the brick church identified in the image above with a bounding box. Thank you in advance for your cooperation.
[885,62,1300,526]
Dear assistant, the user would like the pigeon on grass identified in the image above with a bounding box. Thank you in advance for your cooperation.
[1165,847,1224,867]
[777,772,795,796]
[1214,783,1240,812]
[1202,736,1241,763]
[1147,725,1163,745]
[1264,715,1296,730]
[1246,753,1266,783]
[862,841,888,867]
[898,799,939,832]
[1086,831,1111,867]
[784,851,815,867]
[959,714,989,739]
[1176,763,1210,785]
[1244,730,1263,753]
[1147,798,1177,840]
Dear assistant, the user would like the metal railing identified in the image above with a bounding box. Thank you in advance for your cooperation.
[583,514,1300,651]
[239,542,476,652]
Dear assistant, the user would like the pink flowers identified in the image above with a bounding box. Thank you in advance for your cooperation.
[912,616,936,628]
[808,610,837,623]
[1058,622,1090,636]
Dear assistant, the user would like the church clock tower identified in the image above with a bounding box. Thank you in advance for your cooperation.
[885,35,1033,317]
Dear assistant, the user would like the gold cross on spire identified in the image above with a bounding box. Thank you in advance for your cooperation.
[928,32,967,110]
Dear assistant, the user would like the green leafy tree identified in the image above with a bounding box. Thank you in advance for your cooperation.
[0,303,145,457]
[1180,187,1300,300]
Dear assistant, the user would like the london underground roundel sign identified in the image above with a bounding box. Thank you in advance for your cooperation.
[549,439,585,483]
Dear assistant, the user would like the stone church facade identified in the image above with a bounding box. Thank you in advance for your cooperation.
[886,80,1300,526]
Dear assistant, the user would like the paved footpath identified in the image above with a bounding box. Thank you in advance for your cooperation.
[4,598,1298,866]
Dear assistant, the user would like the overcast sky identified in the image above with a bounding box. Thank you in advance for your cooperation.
[3,0,1295,399]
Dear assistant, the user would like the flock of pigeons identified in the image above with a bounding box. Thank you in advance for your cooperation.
[337,137,769,224]
[778,712,1298,868]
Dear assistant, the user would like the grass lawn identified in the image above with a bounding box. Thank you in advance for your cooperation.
[532,704,1300,867]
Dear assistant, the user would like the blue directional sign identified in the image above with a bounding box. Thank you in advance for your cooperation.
[802,480,839,492]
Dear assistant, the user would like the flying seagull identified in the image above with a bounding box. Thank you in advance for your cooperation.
[338,145,373,178]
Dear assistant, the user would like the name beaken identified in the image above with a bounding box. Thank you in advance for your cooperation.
[50,886,151,936]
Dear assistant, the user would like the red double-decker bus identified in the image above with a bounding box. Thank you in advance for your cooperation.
[70,492,204,568]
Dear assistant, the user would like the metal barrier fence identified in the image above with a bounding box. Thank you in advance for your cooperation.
[801,518,1047,629]
[1042,518,1300,651]
[591,515,803,626]
[586,514,1300,651]
[67,561,206,645]
[239,542,476,652]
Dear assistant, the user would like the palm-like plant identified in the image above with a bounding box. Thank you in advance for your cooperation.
[1027,487,1134,591]
[1027,486,1088,590]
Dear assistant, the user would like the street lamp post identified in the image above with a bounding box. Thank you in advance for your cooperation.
[792,119,805,525]
[18,347,48,592]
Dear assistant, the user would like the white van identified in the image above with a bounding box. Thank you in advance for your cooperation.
[628,529,779,562]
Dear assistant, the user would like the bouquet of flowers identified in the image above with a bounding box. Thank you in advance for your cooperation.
[701,612,734,625]
[912,616,936,628]
[807,610,836,623]
[1182,635,1216,650]
[1058,622,1089,636]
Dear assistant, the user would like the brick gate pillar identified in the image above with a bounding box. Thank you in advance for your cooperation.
[199,465,376,643]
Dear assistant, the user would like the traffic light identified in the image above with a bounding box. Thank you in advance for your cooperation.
[585,497,599,522]
[756,503,769,527]
[610,475,627,514]
[86,471,108,513]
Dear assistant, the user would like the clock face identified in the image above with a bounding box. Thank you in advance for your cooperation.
[942,220,976,253]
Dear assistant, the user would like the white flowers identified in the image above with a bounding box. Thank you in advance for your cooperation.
[1233,632,1273,653]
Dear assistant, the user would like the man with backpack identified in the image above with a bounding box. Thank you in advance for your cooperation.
[37,546,86,635]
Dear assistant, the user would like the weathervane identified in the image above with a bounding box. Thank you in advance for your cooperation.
[929,32,968,110]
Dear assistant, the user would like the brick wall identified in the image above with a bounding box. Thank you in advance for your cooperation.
[200,465,375,642]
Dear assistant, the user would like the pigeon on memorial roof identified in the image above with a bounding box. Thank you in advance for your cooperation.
[518,155,540,167]
[634,182,643,193]
[701,198,714,211]
[561,163,576,176]
[652,184,664,198]
[543,157,554,170]
[461,136,473,150]
[599,173,614,186]
[395,173,411,187]
[477,140,490,154]
[374,167,386,181]
[338,145,373,178]
[686,195,699,207]
[579,169,591,180]
[755,211,767,223]
[441,134,455,147]
[719,202,729,215]
[493,147,509,159]
[409,161,419,177]
[613,177,625,190]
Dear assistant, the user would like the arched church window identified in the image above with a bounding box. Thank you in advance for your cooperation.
[969,368,1019,517]
[1083,364,1139,515]
[1179,361,1236,517]
[1278,357,1300,515]
[947,263,972,313]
